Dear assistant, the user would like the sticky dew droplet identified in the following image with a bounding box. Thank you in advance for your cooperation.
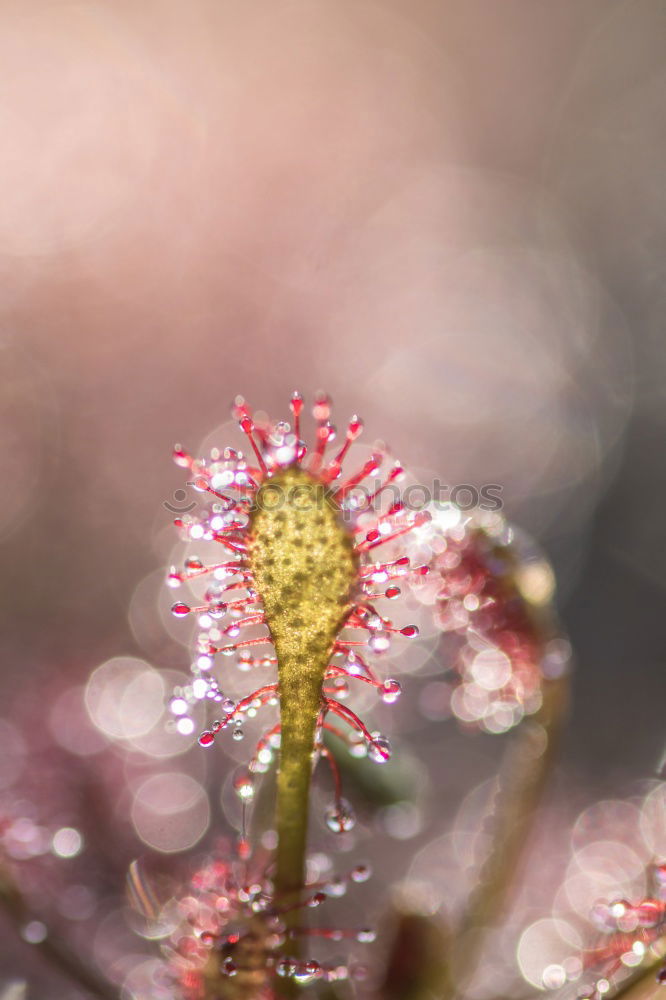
[325,799,356,833]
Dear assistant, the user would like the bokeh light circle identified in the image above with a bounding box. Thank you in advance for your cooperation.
[85,656,164,741]
[130,772,209,853]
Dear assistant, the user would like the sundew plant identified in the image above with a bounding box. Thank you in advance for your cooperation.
[155,393,666,1000]
[0,393,664,1000]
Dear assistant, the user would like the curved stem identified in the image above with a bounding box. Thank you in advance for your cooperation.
[440,675,569,998]
[0,861,118,1000]
[462,677,567,928]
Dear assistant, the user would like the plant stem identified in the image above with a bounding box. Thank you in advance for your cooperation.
[249,468,357,990]
[273,669,321,897]
[440,674,569,997]
[0,861,118,1000]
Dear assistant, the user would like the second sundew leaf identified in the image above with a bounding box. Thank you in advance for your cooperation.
[249,466,358,896]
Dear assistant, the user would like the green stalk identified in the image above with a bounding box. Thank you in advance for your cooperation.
[426,675,568,1000]
[456,675,568,938]
[434,529,571,1000]
[273,666,324,895]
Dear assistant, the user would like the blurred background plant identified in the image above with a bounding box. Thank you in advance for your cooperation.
[0,1,664,998]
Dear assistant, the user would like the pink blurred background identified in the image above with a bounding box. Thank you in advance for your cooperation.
[1,1,665,997]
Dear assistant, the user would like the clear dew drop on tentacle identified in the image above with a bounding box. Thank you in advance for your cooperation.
[368,734,392,763]
[325,798,356,833]
[380,679,402,704]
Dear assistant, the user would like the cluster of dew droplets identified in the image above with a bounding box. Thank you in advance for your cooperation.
[409,507,569,735]
[543,863,666,1000]
[165,852,379,994]
[164,856,275,998]
[270,861,376,985]
[166,543,254,739]
[582,865,666,998]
